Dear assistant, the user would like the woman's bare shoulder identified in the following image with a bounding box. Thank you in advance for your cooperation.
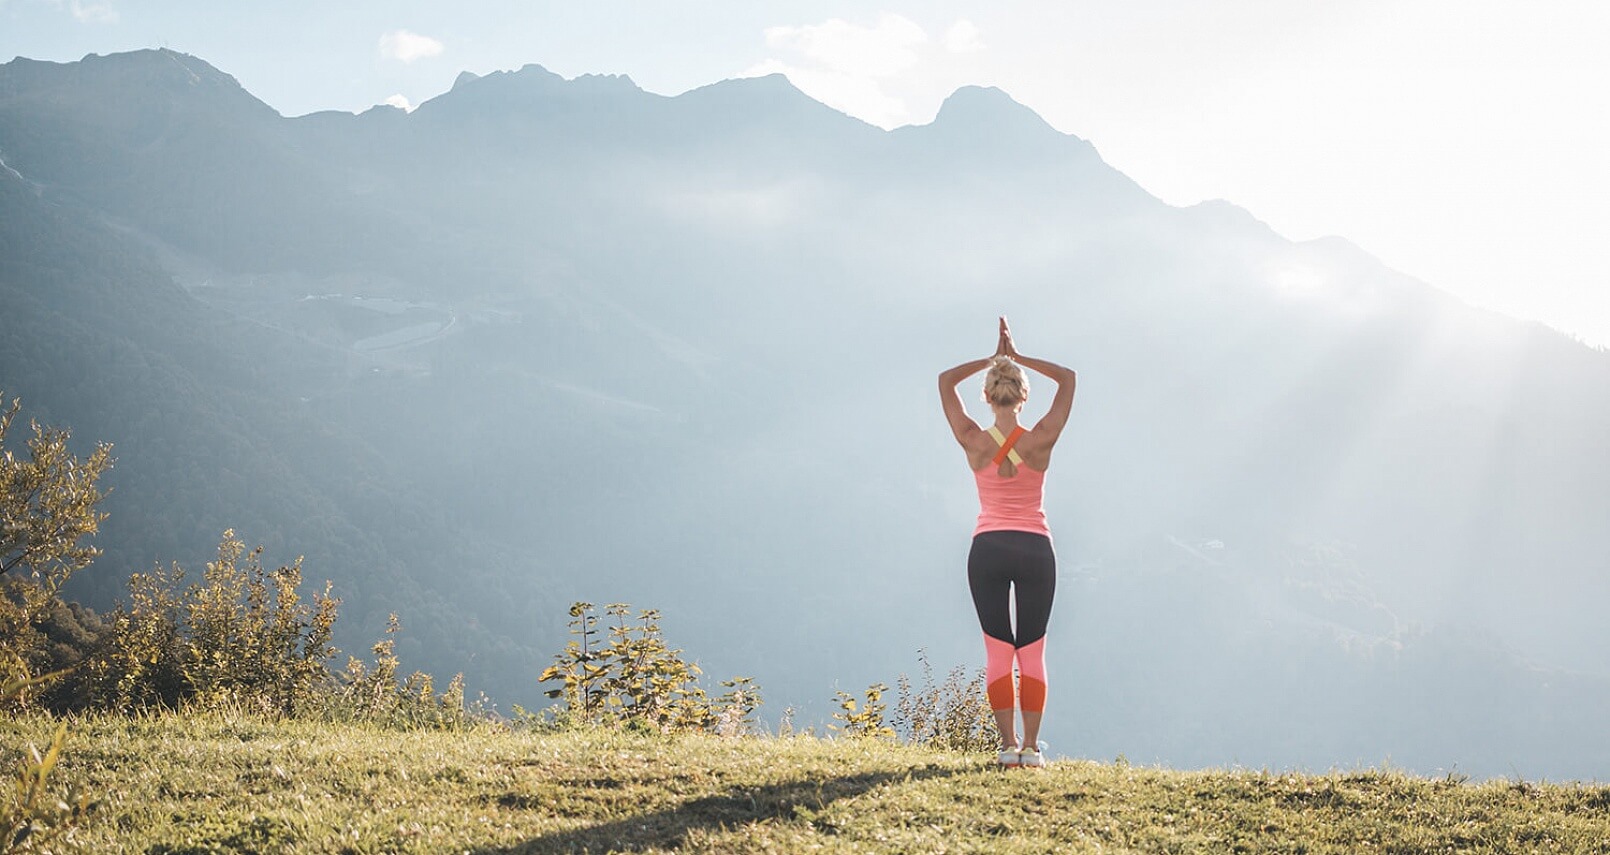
[1016,428,1058,464]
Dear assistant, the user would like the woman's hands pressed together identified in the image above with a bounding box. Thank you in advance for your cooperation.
[995,316,1019,360]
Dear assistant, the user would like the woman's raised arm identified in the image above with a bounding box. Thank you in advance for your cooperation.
[1017,352,1076,442]
[938,357,991,446]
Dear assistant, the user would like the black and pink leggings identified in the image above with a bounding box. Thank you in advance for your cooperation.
[967,530,1056,713]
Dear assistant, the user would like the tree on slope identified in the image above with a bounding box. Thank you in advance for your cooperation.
[1,393,113,705]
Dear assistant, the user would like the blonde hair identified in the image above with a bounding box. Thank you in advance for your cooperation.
[983,356,1028,407]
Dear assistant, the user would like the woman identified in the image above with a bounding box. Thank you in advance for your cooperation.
[938,317,1077,768]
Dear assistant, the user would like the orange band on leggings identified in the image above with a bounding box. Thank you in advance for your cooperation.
[1019,677,1047,713]
[987,676,1017,711]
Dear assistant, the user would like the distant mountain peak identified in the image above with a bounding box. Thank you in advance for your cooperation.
[446,63,560,94]
[913,84,1105,166]
[721,72,801,92]
[672,73,870,131]
[573,71,642,90]
[2,47,236,89]
[427,63,649,118]
[1189,198,1269,226]
[932,85,1055,134]
[0,47,275,119]
[502,63,566,85]
[87,48,244,91]
[679,73,810,105]
[446,63,642,96]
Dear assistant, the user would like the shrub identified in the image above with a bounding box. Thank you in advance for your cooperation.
[83,530,339,715]
[82,562,188,709]
[317,614,471,730]
[891,650,996,753]
[182,534,338,714]
[538,602,761,734]
[0,394,113,711]
[830,683,895,740]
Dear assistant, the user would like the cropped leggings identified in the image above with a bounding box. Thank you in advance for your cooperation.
[968,530,1056,713]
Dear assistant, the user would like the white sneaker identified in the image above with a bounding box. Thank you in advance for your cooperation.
[1018,748,1046,768]
[996,747,1022,768]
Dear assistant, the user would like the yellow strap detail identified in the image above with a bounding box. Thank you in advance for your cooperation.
[986,426,1023,466]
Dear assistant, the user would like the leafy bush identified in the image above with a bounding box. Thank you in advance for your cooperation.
[315,614,471,730]
[831,682,895,740]
[81,561,188,710]
[891,651,996,753]
[0,394,113,711]
[185,535,338,712]
[831,652,995,750]
[2,400,473,730]
[537,602,761,734]
[83,530,339,715]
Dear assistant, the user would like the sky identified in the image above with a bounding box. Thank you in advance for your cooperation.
[4,0,1608,347]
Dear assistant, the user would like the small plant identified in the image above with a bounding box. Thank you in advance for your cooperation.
[537,602,609,727]
[830,683,895,740]
[538,601,761,734]
[321,614,470,730]
[598,603,703,729]
[891,650,996,752]
[1,675,93,854]
[713,677,763,737]
[1,723,93,854]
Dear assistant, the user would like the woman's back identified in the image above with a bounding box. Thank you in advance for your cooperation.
[973,461,1049,536]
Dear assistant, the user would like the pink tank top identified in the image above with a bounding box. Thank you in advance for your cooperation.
[973,463,1050,536]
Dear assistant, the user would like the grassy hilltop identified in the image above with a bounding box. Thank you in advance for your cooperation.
[6,713,1610,854]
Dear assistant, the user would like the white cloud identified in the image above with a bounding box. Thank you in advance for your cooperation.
[53,0,118,24]
[764,14,927,78]
[943,19,985,54]
[383,94,414,112]
[749,15,990,129]
[378,29,444,63]
[751,14,948,129]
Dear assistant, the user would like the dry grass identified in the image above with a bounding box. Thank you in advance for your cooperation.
[5,712,1610,853]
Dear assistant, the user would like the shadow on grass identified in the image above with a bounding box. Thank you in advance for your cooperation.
[471,763,962,854]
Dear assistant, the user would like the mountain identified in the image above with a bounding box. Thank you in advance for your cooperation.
[4,48,1610,778]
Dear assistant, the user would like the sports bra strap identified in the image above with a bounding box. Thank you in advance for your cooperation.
[987,426,1026,466]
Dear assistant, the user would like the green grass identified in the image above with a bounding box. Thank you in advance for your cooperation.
[6,713,1610,853]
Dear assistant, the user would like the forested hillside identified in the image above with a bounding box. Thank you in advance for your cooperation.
[0,132,555,686]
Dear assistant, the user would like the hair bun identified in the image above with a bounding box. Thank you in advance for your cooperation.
[983,357,1029,406]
